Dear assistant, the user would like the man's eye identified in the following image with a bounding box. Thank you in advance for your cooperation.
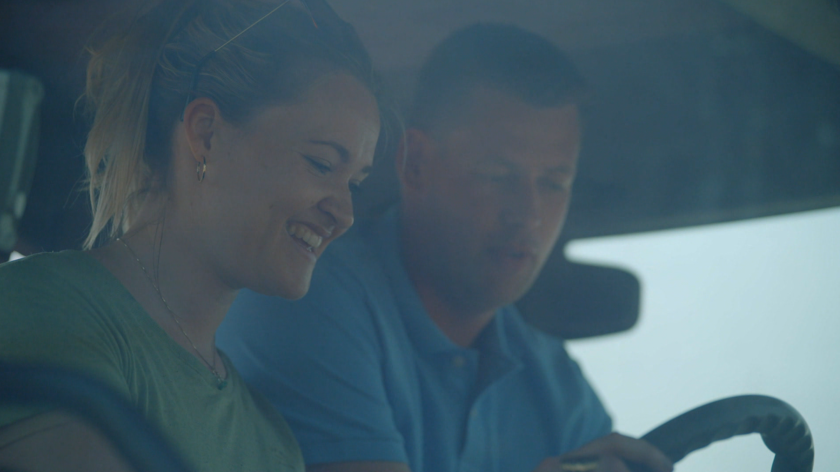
[304,156,331,174]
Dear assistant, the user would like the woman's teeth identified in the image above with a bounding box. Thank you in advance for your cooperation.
[287,223,323,250]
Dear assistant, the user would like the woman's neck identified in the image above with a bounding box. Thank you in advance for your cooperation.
[89,210,236,364]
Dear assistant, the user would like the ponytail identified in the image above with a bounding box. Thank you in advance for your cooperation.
[82,0,385,249]
[83,1,197,248]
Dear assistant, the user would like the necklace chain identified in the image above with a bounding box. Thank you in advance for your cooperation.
[116,237,227,389]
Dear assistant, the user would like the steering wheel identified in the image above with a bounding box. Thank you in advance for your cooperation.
[0,363,193,472]
[3,367,813,472]
[629,395,814,472]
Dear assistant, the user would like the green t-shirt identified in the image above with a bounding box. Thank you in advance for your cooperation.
[0,251,304,472]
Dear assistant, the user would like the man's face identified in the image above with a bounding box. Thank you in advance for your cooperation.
[403,87,581,315]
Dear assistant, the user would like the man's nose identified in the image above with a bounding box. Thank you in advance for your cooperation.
[500,180,542,229]
[318,189,355,233]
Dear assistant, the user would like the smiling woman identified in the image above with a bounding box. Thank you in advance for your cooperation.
[180,74,379,299]
[0,1,383,471]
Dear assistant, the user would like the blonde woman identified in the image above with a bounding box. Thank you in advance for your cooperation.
[0,1,381,471]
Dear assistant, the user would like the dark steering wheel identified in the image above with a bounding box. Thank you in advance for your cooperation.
[2,368,813,472]
[630,395,814,472]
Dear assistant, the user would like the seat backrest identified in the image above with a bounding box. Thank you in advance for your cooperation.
[0,70,43,260]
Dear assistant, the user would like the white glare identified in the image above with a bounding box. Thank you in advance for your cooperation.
[565,206,840,472]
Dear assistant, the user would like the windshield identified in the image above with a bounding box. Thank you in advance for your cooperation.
[567,206,840,471]
[1,1,838,471]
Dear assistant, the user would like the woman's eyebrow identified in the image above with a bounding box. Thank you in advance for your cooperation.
[308,139,349,162]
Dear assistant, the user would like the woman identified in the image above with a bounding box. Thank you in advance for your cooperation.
[0,0,381,470]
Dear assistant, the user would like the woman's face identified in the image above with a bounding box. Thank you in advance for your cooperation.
[182,72,380,299]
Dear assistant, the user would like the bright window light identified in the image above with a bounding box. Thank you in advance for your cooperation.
[565,206,840,472]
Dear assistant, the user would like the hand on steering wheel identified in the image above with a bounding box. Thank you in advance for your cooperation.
[532,433,673,472]
[533,395,813,472]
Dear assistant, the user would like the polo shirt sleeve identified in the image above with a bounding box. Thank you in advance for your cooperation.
[565,357,613,446]
[518,319,614,454]
[217,256,408,466]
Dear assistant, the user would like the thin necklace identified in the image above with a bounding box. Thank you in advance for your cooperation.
[116,237,228,389]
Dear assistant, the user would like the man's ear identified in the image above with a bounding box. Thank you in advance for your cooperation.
[182,98,220,166]
[395,128,436,192]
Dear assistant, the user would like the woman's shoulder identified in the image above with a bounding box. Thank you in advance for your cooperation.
[0,250,128,324]
[0,251,137,430]
[0,250,100,284]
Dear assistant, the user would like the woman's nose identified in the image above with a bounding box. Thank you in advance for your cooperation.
[318,190,355,232]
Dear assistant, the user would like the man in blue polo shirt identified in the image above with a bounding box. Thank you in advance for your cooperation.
[218,24,671,472]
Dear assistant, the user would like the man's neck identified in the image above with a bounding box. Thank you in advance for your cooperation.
[412,282,496,348]
[399,213,496,348]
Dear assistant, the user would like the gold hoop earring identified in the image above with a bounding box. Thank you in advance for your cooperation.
[196,156,207,182]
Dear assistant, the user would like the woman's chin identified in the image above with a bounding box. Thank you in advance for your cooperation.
[279,282,309,300]
[249,273,311,300]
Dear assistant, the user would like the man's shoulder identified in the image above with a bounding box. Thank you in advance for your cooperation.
[320,222,379,270]
[496,305,577,369]
[314,217,394,289]
[497,306,609,429]
[498,306,565,347]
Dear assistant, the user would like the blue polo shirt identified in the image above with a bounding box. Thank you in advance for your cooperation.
[218,208,612,472]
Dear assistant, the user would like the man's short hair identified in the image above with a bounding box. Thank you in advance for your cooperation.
[409,23,587,132]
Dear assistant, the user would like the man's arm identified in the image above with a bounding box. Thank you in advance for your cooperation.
[307,461,411,472]
[304,433,672,472]
[545,433,673,472]
[0,412,134,472]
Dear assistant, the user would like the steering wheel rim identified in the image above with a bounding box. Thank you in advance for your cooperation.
[629,395,814,472]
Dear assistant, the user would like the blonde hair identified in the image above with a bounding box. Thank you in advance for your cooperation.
[82,0,380,248]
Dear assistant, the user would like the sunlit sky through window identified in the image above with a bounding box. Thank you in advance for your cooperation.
[565,206,840,471]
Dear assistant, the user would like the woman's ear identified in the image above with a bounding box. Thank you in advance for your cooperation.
[395,128,436,193]
[182,98,220,166]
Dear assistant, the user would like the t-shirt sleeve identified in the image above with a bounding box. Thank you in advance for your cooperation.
[0,256,130,431]
[217,258,408,466]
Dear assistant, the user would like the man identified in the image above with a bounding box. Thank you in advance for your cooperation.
[218,24,671,472]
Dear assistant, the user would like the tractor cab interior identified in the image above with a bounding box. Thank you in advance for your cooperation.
[1,1,838,471]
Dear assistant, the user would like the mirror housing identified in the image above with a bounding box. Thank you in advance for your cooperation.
[516,247,640,340]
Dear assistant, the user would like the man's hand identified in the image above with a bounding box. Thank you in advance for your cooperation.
[533,432,673,472]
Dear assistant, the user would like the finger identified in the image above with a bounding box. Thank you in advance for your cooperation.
[596,455,631,472]
[532,457,563,472]
[603,435,672,472]
[559,433,673,472]
[551,455,627,472]
[557,457,599,472]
